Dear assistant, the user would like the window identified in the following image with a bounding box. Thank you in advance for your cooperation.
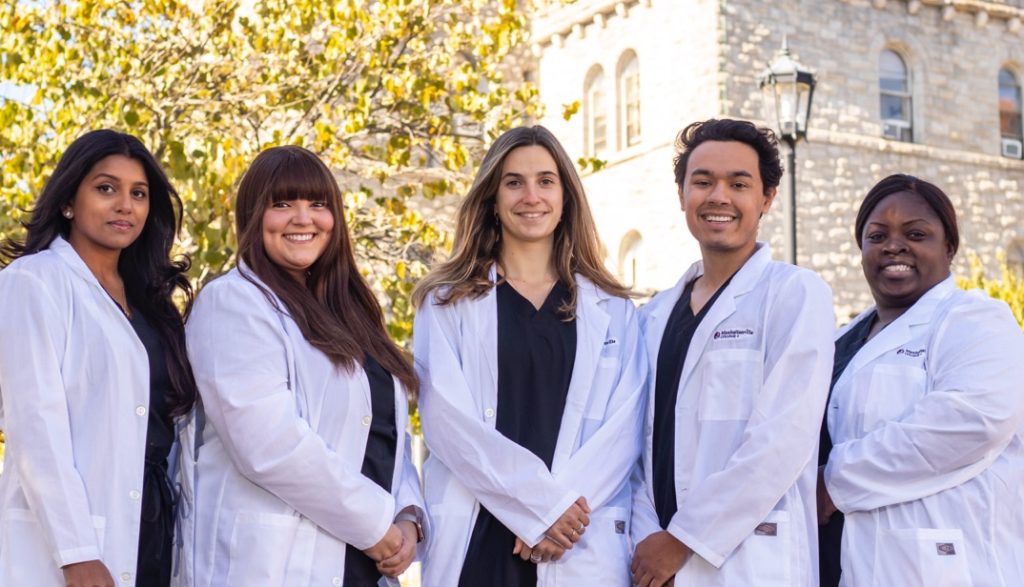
[999,68,1023,158]
[618,230,643,287]
[880,49,913,142]
[617,52,641,148]
[584,67,608,157]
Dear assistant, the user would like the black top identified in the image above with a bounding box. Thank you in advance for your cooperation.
[458,281,577,587]
[818,311,876,587]
[652,277,731,529]
[128,309,175,587]
[345,354,399,585]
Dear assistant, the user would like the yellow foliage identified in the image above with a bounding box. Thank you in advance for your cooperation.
[957,255,1024,330]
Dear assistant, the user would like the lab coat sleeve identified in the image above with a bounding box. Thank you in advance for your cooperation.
[666,272,834,568]
[0,269,100,566]
[825,299,1024,513]
[629,462,662,545]
[552,301,647,510]
[395,429,429,543]
[186,279,394,550]
[413,296,578,546]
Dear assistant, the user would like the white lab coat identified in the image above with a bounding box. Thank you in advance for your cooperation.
[0,237,151,586]
[414,270,647,586]
[824,276,1024,587]
[633,243,834,586]
[179,267,425,587]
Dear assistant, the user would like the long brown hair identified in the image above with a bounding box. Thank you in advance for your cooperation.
[413,125,630,315]
[235,145,418,397]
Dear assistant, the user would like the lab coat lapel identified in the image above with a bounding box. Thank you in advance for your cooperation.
[675,244,772,396]
[845,276,956,375]
[551,277,610,472]
[472,265,501,404]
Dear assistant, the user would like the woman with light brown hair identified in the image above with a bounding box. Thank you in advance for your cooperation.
[413,126,646,586]
[181,145,425,586]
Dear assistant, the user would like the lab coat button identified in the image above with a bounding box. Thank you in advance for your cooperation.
[362,415,371,426]
[135,405,147,416]
[120,572,131,582]
[129,489,140,500]
[484,408,495,418]
[332,577,342,586]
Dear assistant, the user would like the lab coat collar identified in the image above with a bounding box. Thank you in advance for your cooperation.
[49,236,136,323]
[643,242,773,390]
[845,275,956,375]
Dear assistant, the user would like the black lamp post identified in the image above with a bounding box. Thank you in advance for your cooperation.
[758,37,816,265]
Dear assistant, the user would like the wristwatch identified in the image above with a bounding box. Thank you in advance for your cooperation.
[395,510,424,543]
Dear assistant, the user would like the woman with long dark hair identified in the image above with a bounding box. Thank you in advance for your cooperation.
[182,145,425,586]
[0,129,197,586]
[413,126,646,586]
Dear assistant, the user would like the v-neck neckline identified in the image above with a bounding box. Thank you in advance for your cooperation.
[501,280,565,315]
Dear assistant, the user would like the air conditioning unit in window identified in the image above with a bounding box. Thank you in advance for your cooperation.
[882,121,903,141]
[1001,138,1023,159]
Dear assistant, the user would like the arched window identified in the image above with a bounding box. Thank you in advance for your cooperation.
[999,68,1023,158]
[617,52,641,148]
[880,49,913,142]
[618,230,643,287]
[584,67,608,157]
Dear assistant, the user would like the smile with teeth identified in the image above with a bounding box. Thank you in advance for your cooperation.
[516,211,548,219]
[284,233,316,242]
[702,214,735,223]
[882,264,913,273]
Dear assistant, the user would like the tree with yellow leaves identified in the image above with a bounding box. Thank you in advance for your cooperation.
[1,0,541,342]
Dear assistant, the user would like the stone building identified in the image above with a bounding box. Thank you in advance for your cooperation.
[528,0,1024,319]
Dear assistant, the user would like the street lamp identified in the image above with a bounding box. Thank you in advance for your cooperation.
[758,36,816,265]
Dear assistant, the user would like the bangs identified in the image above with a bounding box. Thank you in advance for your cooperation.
[266,150,340,204]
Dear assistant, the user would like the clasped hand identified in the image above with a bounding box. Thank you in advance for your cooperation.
[513,496,591,563]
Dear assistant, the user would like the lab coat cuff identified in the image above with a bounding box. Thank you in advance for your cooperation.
[55,545,102,568]
[666,521,725,569]
[822,458,854,514]
[350,501,397,551]
[524,491,580,547]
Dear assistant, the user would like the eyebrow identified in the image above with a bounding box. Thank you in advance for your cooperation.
[501,170,558,179]
[866,218,932,227]
[92,172,149,187]
[689,168,754,179]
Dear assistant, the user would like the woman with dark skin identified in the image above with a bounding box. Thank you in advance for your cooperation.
[0,130,197,587]
[818,174,1024,586]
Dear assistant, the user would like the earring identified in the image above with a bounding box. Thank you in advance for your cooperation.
[62,209,73,219]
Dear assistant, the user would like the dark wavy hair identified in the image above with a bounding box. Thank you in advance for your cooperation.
[234,145,418,397]
[854,173,959,255]
[0,129,198,416]
[672,118,784,194]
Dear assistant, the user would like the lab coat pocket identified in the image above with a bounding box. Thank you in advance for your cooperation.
[873,528,972,587]
[698,349,762,421]
[863,365,926,432]
[224,511,300,586]
[558,506,631,585]
[0,509,103,584]
[730,510,791,585]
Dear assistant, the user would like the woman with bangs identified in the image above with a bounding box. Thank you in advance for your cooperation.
[182,145,425,586]
[0,129,196,586]
[412,126,647,586]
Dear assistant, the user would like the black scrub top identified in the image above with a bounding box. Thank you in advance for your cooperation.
[128,309,175,587]
[818,311,876,587]
[457,281,577,587]
[344,354,399,585]
[651,277,731,529]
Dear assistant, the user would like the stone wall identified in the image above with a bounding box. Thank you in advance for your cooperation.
[530,0,1024,319]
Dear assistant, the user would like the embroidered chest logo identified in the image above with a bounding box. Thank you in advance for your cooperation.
[603,338,618,346]
[713,328,754,340]
[896,348,926,358]
[936,542,956,556]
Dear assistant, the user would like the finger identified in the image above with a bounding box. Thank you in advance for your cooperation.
[512,539,522,556]
[545,532,570,549]
[576,496,591,513]
[518,545,534,562]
